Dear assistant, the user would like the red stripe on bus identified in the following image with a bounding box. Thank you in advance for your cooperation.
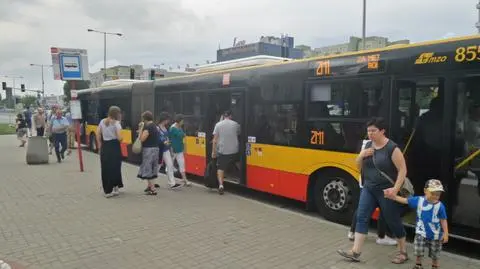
[246,165,308,202]
[185,154,206,176]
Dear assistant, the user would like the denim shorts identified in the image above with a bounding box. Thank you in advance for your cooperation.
[355,187,406,238]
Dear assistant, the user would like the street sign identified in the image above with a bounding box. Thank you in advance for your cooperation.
[50,47,90,81]
[70,90,78,99]
[69,100,82,120]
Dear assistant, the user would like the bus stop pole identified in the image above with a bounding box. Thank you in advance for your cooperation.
[69,80,84,172]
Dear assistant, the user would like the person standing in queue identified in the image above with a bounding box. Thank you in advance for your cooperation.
[169,114,191,187]
[50,109,69,163]
[137,111,161,195]
[158,112,182,190]
[211,110,240,195]
[96,106,124,198]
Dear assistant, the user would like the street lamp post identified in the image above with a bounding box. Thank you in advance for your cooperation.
[30,64,53,100]
[87,29,123,81]
[362,0,367,50]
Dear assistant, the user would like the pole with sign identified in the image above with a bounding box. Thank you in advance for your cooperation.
[51,47,89,172]
[70,88,84,172]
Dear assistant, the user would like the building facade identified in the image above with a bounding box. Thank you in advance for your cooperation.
[217,35,304,62]
[89,65,187,88]
[310,36,410,57]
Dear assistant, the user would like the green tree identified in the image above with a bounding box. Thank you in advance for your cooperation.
[63,80,90,101]
[21,95,38,108]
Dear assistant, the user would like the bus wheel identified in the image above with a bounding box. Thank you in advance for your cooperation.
[313,170,358,225]
[89,133,98,153]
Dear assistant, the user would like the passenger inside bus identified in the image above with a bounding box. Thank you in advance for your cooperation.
[407,97,443,195]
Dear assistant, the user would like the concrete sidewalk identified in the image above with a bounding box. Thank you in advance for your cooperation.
[0,135,478,269]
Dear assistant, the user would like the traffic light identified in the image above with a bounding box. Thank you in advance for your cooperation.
[130,68,135,79]
[2,82,6,90]
[150,69,155,80]
[21,84,25,92]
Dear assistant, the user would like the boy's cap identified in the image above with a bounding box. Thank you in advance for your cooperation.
[425,179,444,192]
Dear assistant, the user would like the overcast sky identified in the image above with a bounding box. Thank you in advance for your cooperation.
[0,0,478,96]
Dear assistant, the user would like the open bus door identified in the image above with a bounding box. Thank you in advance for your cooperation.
[205,89,246,185]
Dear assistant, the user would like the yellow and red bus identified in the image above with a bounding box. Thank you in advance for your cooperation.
[78,35,480,243]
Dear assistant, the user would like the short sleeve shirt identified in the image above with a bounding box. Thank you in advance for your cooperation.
[407,196,447,240]
[213,119,240,155]
[142,123,159,148]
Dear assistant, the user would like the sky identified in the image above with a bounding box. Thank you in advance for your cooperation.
[0,0,478,96]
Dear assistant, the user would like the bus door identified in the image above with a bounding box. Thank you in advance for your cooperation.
[448,75,480,240]
[206,89,246,185]
[392,77,445,225]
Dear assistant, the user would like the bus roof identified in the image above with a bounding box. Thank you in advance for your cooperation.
[151,34,480,83]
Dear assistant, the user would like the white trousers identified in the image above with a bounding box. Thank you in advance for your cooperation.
[162,151,176,187]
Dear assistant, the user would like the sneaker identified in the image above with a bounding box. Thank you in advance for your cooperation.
[348,231,355,241]
[184,180,192,187]
[112,187,119,196]
[376,236,397,246]
[218,185,224,195]
[104,193,114,198]
[60,152,65,160]
[170,183,182,190]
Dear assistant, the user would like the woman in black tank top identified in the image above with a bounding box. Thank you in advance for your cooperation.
[338,117,409,264]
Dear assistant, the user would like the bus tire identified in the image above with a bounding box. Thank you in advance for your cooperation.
[89,133,98,153]
[313,169,359,225]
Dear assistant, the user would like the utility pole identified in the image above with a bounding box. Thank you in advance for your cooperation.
[30,64,53,101]
[87,29,123,81]
[476,1,480,33]
[362,0,367,50]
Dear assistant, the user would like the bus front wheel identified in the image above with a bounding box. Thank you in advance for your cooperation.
[313,170,359,225]
[89,133,98,153]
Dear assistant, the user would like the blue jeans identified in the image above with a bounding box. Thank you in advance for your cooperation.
[355,187,406,238]
[54,132,67,161]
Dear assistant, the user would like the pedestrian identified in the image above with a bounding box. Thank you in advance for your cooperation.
[65,110,75,155]
[46,106,58,155]
[137,111,161,195]
[23,106,32,137]
[348,140,397,246]
[33,107,46,137]
[211,110,240,195]
[384,179,448,269]
[338,117,408,263]
[96,106,124,198]
[50,109,69,163]
[15,113,27,147]
[169,114,191,187]
[158,112,182,190]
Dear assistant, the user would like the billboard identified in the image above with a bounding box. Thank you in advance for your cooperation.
[51,47,90,81]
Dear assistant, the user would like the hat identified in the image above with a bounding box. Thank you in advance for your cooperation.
[425,179,444,192]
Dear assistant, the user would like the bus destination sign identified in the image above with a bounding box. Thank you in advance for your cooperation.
[313,53,386,77]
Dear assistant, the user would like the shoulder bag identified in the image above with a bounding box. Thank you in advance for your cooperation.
[132,123,143,154]
[372,151,415,198]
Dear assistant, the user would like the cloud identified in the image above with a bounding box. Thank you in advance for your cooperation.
[0,0,478,96]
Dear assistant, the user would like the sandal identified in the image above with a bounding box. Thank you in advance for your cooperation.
[145,187,157,196]
[391,251,409,264]
[413,264,423,269]
[337,249,361,262]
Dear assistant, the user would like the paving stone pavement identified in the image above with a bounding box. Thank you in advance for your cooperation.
[0,135,478,269]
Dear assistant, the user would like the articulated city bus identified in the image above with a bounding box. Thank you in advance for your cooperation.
[78,35,480,243]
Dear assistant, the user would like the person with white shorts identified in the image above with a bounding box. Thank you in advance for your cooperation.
[169,114,191,186]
